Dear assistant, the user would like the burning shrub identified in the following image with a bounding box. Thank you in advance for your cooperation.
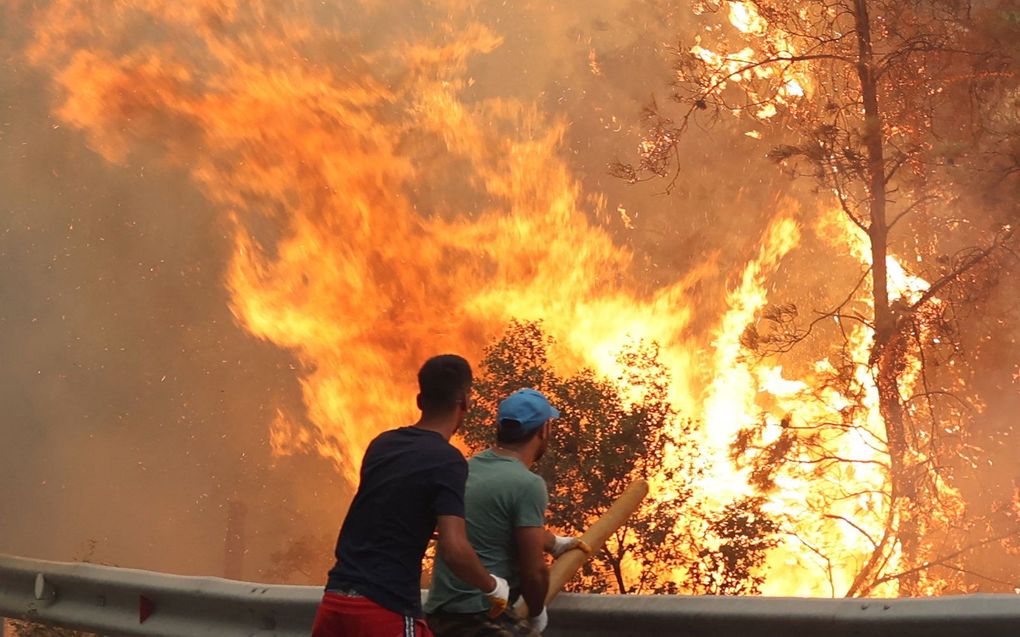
[461,319,780,594]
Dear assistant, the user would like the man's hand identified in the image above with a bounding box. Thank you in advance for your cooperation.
[550,535,592,558]
[528,607,549,634]
[485,574,510,617]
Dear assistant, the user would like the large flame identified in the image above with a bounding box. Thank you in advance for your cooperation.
[20,0,955,596]
[690,0,812,119]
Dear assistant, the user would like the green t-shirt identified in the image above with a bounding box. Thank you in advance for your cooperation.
[425,449,548,614]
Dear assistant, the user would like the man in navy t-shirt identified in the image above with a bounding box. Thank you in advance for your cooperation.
[312,354,510,637]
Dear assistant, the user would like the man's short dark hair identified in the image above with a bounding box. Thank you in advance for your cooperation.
[496,419,543,445]
[418,354,473,414]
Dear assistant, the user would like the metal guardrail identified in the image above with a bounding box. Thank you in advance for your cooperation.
[3,554,1020,636]
[0,555,316,636]
[549,593,1020,636]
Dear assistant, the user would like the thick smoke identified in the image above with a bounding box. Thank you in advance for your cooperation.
[0,10,342,578]
[1,0,1016,590]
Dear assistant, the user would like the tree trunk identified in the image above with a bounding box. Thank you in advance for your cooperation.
[852,0,919,596]
[610,545,627,594]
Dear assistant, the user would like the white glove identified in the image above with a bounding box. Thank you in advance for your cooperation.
[550,535,593,558]
[528,607,548,634]
[484,574,510,617]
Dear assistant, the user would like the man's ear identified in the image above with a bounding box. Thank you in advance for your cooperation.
[416,393,424,411]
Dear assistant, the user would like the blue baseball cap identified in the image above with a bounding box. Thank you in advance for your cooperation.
[497,388,560,433]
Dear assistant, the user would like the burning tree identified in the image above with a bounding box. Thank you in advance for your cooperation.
[461,320,780,594]
[616,0,1019,595]
[687,496,781,595]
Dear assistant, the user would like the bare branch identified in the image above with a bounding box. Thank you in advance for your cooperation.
[907,227,1014,314]
[695,53,856,100]
[824,513,879,549]
[887,195,938,232]
[867,526,1020,590]
[788,532,837,598]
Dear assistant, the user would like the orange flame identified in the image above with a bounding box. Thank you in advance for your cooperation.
[691,0,813,120]
[22,0,952,596]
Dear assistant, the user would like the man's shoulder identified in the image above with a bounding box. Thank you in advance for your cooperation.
[369,426,407,446]
[518,467,547,496]
[368,427,465,463]
[436,441,467,466]
[469,452,545,489]
[413,428,467,467]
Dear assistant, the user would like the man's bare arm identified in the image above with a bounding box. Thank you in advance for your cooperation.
[514,526,550,617]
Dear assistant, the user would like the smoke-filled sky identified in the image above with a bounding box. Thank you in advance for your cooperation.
[0,2,467,578]
[0,7,344,577]
[1,0,1017,588]
[0,0,772,577]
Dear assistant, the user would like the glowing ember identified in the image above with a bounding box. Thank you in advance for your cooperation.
[729,2,768,36]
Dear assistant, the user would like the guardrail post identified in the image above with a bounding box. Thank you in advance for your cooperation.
[34,574,56,604]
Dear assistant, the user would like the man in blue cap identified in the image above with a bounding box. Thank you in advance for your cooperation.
[424,388,590,637]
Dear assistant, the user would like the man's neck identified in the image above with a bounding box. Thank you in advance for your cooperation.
[492,444,535,468]
[413,415,457,441]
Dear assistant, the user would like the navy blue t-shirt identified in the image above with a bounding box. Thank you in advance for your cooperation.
[326,426,467,617]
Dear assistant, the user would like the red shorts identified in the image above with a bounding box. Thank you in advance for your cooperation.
[311,592,433,637]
